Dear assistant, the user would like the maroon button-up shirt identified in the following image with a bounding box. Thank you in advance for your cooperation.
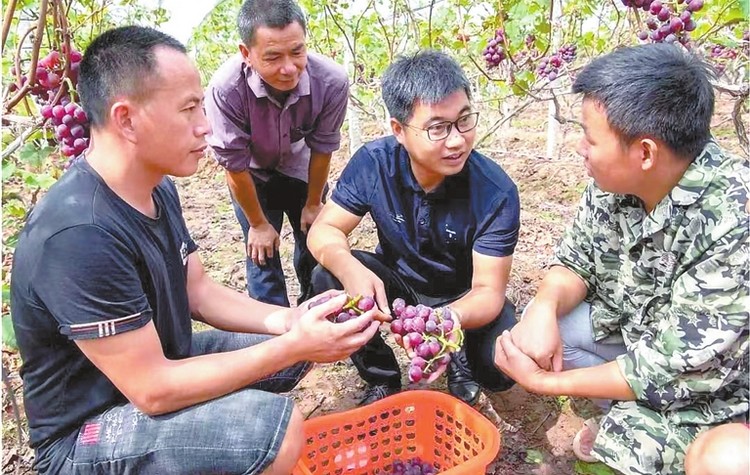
[205,52,349,182]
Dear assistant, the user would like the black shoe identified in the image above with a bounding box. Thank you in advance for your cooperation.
[358,384,400,406]
[447,348,481,406]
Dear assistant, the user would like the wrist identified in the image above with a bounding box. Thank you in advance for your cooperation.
[533,370,560,395]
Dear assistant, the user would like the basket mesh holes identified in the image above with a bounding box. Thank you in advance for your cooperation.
[318,432,328,440]
[393,421,402,429]
[380,425,390,433]
[370,441,379,450]
[344,424,353,431]
[456,420,464,430]
[406,432,416,440]
[380,411,389,420]
[474,434,480,444]
[392,408,401,417]
[332,427,340,435]
[405,405,415,413]
[383,437,391,445]
[321,459,330,467]
[394,434,403,442]
[446,428,453,436]
[383,450,391,458]
[447,414,455,424]
[358,432,367,441]
[405,419,415,427]
[345,436,354,444]
[309,464,317,472]
[394,447,403,456]
[355,421,365,428]
[320,445,329,454]
[369,429,378,437]
[307,449,317,459]
[369,416,378,424]
[454,447,461,458]
[334,469,343,475]
[436,423,444,432]
[332,440,341,449]
[307,437,314,445]
[436,409,445,418]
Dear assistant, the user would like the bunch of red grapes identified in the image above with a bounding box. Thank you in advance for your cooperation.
[536,44,577,82]
[558,44,578,63]
[708,44,738,60]
[10,47,90,165]
[628,0,703,45]
[483,28,508,68]
[389,298,464,383]
[308,294,376,323]
[387,457,437,475]
[536,54,563,81]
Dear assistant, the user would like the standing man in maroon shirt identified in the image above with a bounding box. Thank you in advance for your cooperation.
[205,0,349,306]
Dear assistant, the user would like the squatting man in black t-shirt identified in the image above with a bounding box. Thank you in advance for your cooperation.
[10,26,384,475]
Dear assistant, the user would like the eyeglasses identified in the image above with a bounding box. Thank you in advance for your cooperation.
[403,111,480,141]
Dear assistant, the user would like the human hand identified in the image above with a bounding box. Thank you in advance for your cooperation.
[494,330,549,393]
[246,222,279,266]
[300,202,323,234]
[288,293,382,363]
[510,299,563,372]
[282,289,346,332]
[392,304,463,384]
[341,266,390,317]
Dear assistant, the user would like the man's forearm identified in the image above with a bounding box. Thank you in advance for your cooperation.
[191,278,289,335]
[306,152,332,205]
[147,332,305,415]
[307,223,366,285]
[534,266,590,318]
[450,287,505,329]
[226,170,266,226]
[538,360,636,400]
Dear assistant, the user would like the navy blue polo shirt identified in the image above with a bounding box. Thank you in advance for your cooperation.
[332,136,520,296]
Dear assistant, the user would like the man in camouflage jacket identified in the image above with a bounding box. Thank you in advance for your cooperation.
[494,44,748,475]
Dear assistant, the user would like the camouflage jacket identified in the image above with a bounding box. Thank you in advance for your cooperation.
[554,141,749,426]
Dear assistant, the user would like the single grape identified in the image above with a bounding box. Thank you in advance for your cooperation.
[357,296,375,311]
[408,365,423,383]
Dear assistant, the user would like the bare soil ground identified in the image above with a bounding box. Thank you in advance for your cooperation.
[3,95,746,474]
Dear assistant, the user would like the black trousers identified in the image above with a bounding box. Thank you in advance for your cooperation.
[310,250,516,392]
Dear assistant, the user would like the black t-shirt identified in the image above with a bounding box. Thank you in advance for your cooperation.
[10,159,197,448]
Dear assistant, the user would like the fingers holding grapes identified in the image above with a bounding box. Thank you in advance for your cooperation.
[290,293,381,363]
[389,299,464,384]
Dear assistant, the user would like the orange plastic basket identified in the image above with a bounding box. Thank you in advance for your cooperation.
[293,390,501,475]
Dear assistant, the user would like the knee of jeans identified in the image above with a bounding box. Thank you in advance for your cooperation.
[558,304,593,351]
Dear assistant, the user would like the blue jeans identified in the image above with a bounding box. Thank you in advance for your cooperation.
[559,302,627,410]
[232,173,323,307]
[37,331,311,475]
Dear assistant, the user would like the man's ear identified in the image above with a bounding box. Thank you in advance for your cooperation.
[239,43,252,66]
[391,118,405,145]
[110,100,138,144]
[638,138,659,172]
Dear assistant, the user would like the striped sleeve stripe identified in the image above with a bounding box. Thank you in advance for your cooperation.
[68,312,143,338]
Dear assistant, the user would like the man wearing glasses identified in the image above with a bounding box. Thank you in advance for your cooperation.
[307,50,520,406]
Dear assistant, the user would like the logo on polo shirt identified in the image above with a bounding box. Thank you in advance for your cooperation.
[180,242,188,265]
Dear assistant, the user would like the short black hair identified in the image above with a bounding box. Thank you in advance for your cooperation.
[381,50,472,124]
[78,25,186,128]
[572,43,715,160]
[237,0,307,47]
